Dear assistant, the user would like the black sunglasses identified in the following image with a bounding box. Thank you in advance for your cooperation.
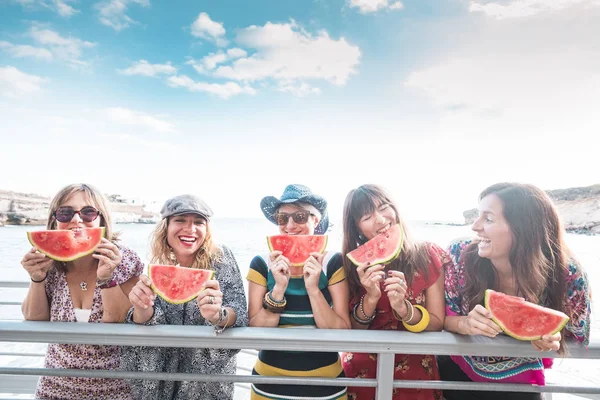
[274,211,314,226]
[54,206,101,223]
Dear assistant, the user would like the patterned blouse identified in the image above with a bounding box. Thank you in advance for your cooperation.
[444,239,592,385]
[121,245,249,400]
[342,243,450,400]
[35,245,144,400]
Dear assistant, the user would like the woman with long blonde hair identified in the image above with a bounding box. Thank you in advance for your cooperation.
[122,194,248,400]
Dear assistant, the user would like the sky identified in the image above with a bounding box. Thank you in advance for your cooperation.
[1,0,598,222]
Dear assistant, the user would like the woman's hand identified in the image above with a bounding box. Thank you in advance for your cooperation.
[94,238,122,281]
[356,262,385,301]
[129,275,155,310]
[384,270,408,315]
[531,332,561,352]
[459,304,503,337]
[269,251,290,299]
[197,279,223,324]
[304,252,324,295]
[21,248,53,281]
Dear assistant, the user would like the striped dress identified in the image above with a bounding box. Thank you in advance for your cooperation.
[246,252,348,400]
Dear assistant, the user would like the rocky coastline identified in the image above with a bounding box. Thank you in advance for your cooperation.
[0,190,159,226]
[462,184,600,235]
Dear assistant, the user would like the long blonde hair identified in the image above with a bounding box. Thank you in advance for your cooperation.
[149,217,222,269]
[47,183,119,271]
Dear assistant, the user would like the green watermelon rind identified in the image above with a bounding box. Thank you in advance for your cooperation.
[148,264,215,305]
[484,289,570,341]
[346,224,404,267]
[266,235,328,267]
[27,227,106,262]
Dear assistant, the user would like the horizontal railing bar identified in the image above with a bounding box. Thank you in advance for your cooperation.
[1,367,599,395]
[0,352,45,357]
[0,302,21,306]
[0,321,597,358]
[0,368,377,388]
[0,282,29,288]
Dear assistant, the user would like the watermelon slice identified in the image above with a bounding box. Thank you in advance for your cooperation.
[148,264,215,304]
[27,227,105,262]
[347,224,403,266]
[485,289,569,341]
[267,235,328,274]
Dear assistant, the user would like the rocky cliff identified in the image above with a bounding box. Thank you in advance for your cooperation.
[0,190,159,226]
[463,184,600,234]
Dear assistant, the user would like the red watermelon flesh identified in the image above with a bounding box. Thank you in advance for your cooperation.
[149,264,215,304]
[347,224,403,266]
[27,227,105,262]
[485,289,569,341]
[267,235,328,274]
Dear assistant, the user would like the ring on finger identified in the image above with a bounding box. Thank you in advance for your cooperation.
[209,296,215,304]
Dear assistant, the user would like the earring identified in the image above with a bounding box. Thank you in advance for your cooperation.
[169,248,178,265]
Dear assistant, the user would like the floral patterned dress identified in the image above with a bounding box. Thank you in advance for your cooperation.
[35,245,144,400]
[342,243,451,400]
[444,238,592,385]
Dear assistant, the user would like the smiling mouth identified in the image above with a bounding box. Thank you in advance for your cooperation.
[477,236,491,247]
[179,236,197,244]
[376,224,391,235]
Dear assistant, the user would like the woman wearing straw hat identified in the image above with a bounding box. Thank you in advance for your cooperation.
[121,194,249,400]
[247,184,351,400]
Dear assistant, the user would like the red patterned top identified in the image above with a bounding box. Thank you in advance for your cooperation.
[342,243,450,400]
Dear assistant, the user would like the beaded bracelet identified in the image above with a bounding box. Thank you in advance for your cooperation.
[262,291,286,314]
[352,303,373,325]
[402,304,430,333]
[359,294,376,321]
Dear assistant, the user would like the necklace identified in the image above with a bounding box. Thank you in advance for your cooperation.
[68,264,96,291]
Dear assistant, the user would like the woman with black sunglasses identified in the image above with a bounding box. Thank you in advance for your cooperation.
[20,183,144,400]
[246,184,351,400]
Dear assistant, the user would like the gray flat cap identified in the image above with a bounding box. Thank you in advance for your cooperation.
[160,194,214,220]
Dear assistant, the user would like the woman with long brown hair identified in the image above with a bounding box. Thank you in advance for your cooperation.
[20,183,144,400]
[341,184,449,400]
[440,182,592,399]
[122,194,248,400]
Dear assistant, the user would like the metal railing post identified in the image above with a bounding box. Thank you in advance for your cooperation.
[376,352,395,400]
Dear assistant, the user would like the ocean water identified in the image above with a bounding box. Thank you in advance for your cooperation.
[0,220,598,398]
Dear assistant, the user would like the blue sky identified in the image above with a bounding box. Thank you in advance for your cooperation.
[1,0,599,221]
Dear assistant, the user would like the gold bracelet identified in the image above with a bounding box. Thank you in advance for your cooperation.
[392,299,414,322]
[402,304,430,333]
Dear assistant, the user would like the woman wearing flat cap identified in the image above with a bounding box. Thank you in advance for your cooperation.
[247,184,351,400]
[121,194,249,400]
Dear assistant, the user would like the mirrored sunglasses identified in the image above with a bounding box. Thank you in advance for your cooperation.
[54,206,101,223]
[274,211,313,226]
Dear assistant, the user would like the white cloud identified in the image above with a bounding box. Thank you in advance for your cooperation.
[404,5,600,139]
[12,0,79,17]
[469,0,600,19]
[29,27,95,68]
[348,0,404,13]
[104,107,177,133]
[190,12,228,47]
[278,82,321,97]
[118,60,177,76]
[166,75,256,99]
[96,0,150,31]
[227,48,247,59]
[0,41,54,61]
[54,0,78,17]
[0,66,45,98]
[189,48,247,72]
[213,21,361,86]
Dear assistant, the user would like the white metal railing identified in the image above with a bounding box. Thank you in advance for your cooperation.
[1,280,599,400]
